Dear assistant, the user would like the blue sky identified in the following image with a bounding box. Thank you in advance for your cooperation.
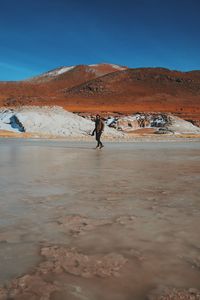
[0,0,200,80]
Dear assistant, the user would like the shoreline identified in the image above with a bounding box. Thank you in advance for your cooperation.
[1,131,200,142]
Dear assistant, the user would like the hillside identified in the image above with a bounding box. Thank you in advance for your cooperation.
[0,64,127,106]
[62,67,200,125]
[0,64,199,125]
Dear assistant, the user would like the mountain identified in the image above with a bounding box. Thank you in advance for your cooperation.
[61,67,200,125]
[0,63,127,105]
[0,64,199,125]
[29,63,127,83]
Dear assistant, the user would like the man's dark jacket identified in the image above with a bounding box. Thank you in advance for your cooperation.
[93,119,105,134]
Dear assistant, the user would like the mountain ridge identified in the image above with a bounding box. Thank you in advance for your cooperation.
[0,63,199,125]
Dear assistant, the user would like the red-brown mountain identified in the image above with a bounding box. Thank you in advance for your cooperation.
[0,64,199,125]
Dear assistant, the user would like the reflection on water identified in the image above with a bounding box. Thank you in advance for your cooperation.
[0,139,200,299]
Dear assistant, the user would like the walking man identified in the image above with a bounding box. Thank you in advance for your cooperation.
[92,114,105,149]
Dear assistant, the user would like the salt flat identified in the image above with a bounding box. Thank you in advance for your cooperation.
[0,139,200,299]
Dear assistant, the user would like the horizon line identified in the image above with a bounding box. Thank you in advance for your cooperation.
[0,63,200,82]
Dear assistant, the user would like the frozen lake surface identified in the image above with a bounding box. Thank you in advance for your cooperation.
[0,139,200,299]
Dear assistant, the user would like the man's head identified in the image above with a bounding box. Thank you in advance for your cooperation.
[96,114,100,120]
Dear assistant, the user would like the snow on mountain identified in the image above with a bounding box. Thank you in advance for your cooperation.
[89,63,126,70]
[109,64,127,70]
[29,63,126,82]
[41,63,126,78]
[39,66,75,78]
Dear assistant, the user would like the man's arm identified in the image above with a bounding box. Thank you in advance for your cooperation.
[92,123,96,135]
[101,120,105,131]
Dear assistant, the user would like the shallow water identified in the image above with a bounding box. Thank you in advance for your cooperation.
[0,139,200,299]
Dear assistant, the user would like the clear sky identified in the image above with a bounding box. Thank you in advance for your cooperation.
[0,0,200,80]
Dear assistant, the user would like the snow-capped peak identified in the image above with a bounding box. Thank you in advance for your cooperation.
[40,66,75,78]
[110,64,126,70]
[89,63,126,70]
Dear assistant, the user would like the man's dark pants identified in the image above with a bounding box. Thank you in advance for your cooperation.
[96,131,103,147]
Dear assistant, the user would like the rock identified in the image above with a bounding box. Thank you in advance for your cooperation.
[40,246,127,278]
[0,274,59,300]
[147,286,200,300]
[155,127,174,134]
[116,116,141,131]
